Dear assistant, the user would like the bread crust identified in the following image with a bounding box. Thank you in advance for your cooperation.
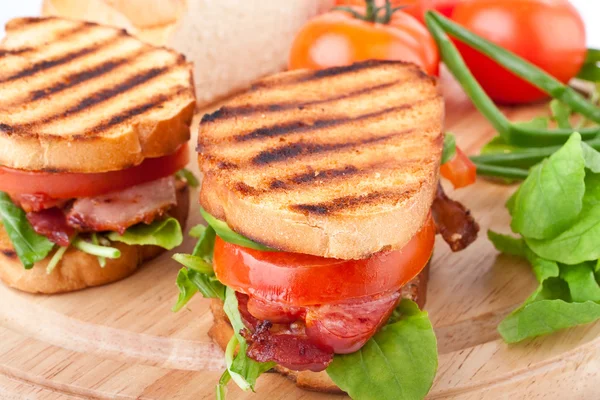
[0,183,189,294]
[208,263,429,394]
[198,61,444,260]
[0,17,196,173]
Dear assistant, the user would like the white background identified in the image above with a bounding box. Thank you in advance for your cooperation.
[0,1,599,45]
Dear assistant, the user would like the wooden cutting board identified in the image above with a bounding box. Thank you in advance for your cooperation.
[1,74,599,400]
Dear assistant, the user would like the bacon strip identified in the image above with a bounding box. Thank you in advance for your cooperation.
[12,193,68,213]
[237,293,334,372]
[432,184,479,252]
[66,177,177,234]
[243,322,334,372]
[26,208,74,246]
[237,290,403,371]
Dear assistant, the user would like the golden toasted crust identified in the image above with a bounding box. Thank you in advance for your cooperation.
[0,17,195,173]
[198,60,444,259]
[0,183,189,294]
[208,263,429,394]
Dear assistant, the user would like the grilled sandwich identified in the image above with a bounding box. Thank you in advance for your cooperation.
[0,17,195,293]
[174,60,478,396]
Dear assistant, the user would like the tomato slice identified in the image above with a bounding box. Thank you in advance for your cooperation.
[0,144,189,199]
[440,147,477,189]
[213,215,435,306]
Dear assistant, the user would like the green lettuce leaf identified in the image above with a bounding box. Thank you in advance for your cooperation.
[176,168,200,188]
[107,217,183,250]
[172,253,213,274]
[222,287,275,392]
[510,133,585,239]
[190,224,216,261]
[441,133,456,165]
[172,267,225,312]
[326,299,437,400]
[200,208,274,251]
[0,192,54,269]
[487,231,526,257]
[582,142,600,173]
[526,204,600,264]
[172,268,199,312]
[499,299,600,343]
[560,263,600,302]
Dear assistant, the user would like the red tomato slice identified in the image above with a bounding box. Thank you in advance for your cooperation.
[0,144,189,199]
[213,215,435,306]
[440,147,476,189]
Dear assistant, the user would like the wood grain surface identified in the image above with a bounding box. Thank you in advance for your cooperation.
[1,72,599,400]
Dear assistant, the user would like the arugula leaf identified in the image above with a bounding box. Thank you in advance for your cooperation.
[326,299,437,400]
[176,168,200,188]
[441,133,456,164]
[107,217,183,250]
[222,287,275,392]
[499,299,600,343]
[549,100,572,129]
[510,133,585,239]
[0,192,55,269]
[487,231,526,257]
[526,204,600,264]
[200,208,274,251]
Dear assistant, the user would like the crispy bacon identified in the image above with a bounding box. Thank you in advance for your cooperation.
[237,293,334,372]
[243,322,334,372]
[66,177,177,234]
[237,291,401,371]
[432,184,479,251]
[12,193,68,213]
[26,208,74,246]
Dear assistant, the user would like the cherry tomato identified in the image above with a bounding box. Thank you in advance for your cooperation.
[0,144,189,199]
[451,0,586,104]
[335,0,458,22]
[440,147,477,189]
[289,5,439,75]
[213,215,435,306]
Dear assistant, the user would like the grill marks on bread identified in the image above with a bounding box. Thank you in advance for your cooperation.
[198,61,444,217]
[0,17,193,139]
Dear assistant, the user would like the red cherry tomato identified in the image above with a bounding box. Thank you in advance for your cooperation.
[440,147,477,189]
[451,0,586,104]
[289,5,439,75]
[0,144,189,199]
[213,215,435,306]
[335,0,458,22]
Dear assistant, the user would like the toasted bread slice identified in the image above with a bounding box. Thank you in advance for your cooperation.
[198,60,444,260]
[0,17,195,173]
[208,263,429,394]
